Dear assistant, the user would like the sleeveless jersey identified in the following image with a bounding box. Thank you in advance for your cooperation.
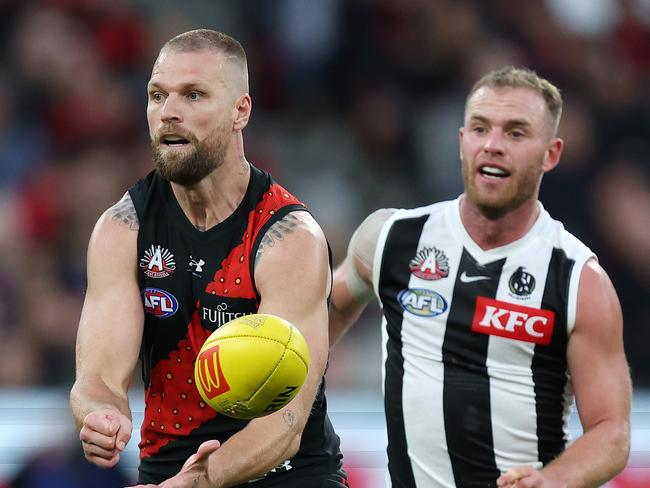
[372,197,594,488]
[128,167,343,483]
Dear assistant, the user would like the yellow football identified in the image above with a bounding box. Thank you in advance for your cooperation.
[194,313,309,420]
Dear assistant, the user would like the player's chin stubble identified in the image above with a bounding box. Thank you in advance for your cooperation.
[152,137,228,186]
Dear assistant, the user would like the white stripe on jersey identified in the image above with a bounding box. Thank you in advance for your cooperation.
[404,205,458,487]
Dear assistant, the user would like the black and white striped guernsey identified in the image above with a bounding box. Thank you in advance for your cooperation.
[372,197,594,488]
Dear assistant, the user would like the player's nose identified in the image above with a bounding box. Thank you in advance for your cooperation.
[483,130,505,155]
[160,94,183,123]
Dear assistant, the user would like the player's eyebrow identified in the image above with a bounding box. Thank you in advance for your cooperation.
[469,114,533,130]
[147,81,206,92]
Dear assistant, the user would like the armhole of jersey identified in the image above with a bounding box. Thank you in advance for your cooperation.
[566,252,596,335]
[127,188,145,287]
[127,188,145,226]
[127,187,149,385]
[249,204,310,298]
[371,212,399,299]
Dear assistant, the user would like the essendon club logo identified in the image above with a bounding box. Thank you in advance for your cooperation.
[471,297,555,345]
[196,344,230,400]
[140,244,176,278]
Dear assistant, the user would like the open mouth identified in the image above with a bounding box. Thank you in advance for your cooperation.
[160,135,190,147]
[479,165,510,178]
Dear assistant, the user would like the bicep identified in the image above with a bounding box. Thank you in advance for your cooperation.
[76,203,144,393]
[329,208,395,341]
[333,208,396,309]
[568,259,631,430]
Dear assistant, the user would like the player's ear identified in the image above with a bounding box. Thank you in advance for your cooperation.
[459,127,465,160]
[233,94,251,131]
[542,137,563,173]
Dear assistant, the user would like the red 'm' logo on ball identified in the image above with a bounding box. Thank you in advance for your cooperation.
[197,344,230,399]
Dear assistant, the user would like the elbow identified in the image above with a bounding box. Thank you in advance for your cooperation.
[610,420,631,475]
[328,307,346,348]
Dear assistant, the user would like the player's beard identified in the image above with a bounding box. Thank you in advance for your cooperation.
[461,155,544,219]
[152,128,230,186]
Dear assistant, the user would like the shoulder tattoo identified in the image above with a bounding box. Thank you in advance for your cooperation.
[110,194,139,231]
[255,212,304,269]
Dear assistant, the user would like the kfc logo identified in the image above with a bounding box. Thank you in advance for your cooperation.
[471,297,555,344]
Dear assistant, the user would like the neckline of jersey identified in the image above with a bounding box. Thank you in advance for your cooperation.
[449,196,550,262]
[161,165,261,241]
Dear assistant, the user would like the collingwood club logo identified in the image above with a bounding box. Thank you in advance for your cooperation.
[140,244,176,278]
[409,247,450,280]
[509,267,536,298]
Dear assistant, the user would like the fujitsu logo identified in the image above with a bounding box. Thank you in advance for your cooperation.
[196,344,230,400]
[202,303,249,328]
[471,297,555,345]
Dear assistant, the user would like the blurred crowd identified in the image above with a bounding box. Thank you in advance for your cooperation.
[0,0,649,398]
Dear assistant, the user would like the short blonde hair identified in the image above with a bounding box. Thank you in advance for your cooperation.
[467,66,563,135]
[160,29,249,91]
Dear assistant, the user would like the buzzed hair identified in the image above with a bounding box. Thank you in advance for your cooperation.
[160,29,249,91]
[467,66,563,135]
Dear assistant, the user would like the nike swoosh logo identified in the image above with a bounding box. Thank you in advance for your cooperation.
[459,271,491,283]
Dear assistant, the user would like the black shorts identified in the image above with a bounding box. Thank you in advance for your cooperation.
[262,467,349,487]
[139,466,348,487]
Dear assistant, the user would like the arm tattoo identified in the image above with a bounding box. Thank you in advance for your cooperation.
[254,213,303,269]
[110,195,139,231]
[283,409,296,427]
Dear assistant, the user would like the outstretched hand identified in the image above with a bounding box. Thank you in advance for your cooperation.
[497,466,564,488]
[80,408,132,468]
[124,440,221,488]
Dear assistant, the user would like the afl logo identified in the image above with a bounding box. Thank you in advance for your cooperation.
[398,288,448,317]
[140,244,176,278]
[142,288,178,318]
[410,247,449,280]
[509,267,536,298]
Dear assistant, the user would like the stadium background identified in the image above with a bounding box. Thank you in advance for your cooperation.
[0,0,648,486]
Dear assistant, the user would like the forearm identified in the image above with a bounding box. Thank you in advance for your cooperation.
[329,297,365,347]
[70,378,132,429]
[542,419,630,487]
[329,266,372,347]
[206,408,302,487]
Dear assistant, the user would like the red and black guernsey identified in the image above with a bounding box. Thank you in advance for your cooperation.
[128,166,343,484]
